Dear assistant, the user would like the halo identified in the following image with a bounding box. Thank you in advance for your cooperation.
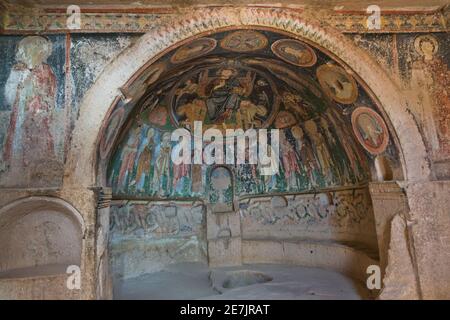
[414,35,438,57]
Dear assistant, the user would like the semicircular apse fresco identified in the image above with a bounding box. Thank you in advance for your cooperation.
[105,29,401,199]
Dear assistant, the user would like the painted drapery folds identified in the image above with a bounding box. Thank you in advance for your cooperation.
[398,33,450,162]
[107,29,401,200]
[0,35,66,187]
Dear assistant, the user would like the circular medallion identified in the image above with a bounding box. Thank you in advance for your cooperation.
[171,37,217,64]
[351,106,389,155]
[220,30,268,52]
[316,64,358,104]
[271,39,317,67]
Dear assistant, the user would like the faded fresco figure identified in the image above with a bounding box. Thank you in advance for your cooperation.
[271,39,317,67]
[3,36,56,171]
[355,114,384,149]
[319,117,351,183]
[176,98,207,129]
[153,132,172,195]
[197,68,256,123]
[280,130,301,190]
[291,125,318,187]
[117,127,140,192]
[304,120,334,184]
[236,100,267,130]
[326,108,368,181]
[409,35,450,160]
[133,128,154,193]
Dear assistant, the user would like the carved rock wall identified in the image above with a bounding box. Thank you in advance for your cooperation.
[109,200,207,279]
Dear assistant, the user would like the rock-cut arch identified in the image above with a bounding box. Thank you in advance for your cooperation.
[64,7,431,191]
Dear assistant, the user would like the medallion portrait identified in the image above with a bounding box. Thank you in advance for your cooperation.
[170,37,217,64]
[220,30,268,52]
[316,64,358,104]
[351,106,389,155]
[271,39,317,67]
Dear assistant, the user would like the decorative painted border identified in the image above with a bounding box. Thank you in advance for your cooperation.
[1,6,448,34]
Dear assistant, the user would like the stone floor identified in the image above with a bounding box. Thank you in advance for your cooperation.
[114,262,371,300]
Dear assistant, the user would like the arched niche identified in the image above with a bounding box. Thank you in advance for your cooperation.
[65,7,430,192]
[101,26,395,280]
[0,197,84,276]
[62,7,433,298]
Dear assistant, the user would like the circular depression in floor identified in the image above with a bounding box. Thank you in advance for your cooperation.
[113,262,371,300]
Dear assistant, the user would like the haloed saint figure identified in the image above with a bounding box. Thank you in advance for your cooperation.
[204,68,254,123]
[3,36,57,169]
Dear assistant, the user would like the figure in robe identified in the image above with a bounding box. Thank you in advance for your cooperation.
[236,100,267,130]
[409,35,450,159]
[291,125,319,187]
[117,127,140,192]
[153,132,172,195]
[3,36,56,169]
[176,98,207,129]
[172,145,191,193]
[133,128,155,192]
[326,108,369,181]
[198,68,255,123]
[319,116,351,184]
[280,130,301,190]
[304,120,334,184]
[282,91,310,120]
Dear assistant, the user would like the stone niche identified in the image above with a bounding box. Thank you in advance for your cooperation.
[240,188,378,248]
[0,197,84,299]
[238,188,379,282]
[109,200,207,280]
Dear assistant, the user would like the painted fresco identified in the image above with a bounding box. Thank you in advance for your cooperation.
[171,38,217,64]
[398,33,450,162]
[0,35,66,187]
[107,29,401,199]
[0,34,140,187]
[220,30,268,53]
[351,107,389,155]
[171,65,278,130]
[271,39,317,67]
[316,64,358,105]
